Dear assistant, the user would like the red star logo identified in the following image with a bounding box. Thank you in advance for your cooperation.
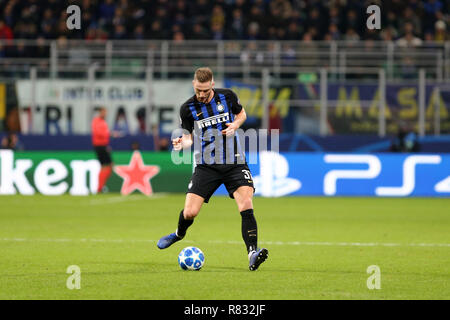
[114,151,160,196]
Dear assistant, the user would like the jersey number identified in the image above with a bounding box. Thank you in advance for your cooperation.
[242,170,252,180]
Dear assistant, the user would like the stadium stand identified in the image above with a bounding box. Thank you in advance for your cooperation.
[0,0,449,150]
[0,0,448,42]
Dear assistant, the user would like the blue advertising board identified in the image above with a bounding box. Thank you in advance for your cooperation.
[214,152,450,197]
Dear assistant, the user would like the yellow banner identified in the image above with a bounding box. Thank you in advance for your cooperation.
[0,83,5,120]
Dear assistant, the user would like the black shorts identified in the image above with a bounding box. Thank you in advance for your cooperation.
[187,164,255,203]
[94,146,112,165]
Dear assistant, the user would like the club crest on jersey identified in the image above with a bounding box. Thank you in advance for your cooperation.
[197,112,229,129]
[216,103,224,112]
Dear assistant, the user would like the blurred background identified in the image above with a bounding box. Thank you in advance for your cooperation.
[1,2,448,301]
[0,0,449,196]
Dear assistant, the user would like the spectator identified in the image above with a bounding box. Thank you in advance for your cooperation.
[112,8,126,29]
[40,21,57,39]
[434,20,448,42]
[399,7,422,36]
[385,10,399,34]
[173,30,185,42]
[232,0,249,14]
[55,19,71,39]
[306,8,325,39]
[189,0,211,26]
[390,124,420,152]
[211,5,225,30]
[281,43,296,66]
[99,0,116,24]
[269,0,292,21]
[248,5,266,29]
[13,40,29,58]
[149,20,168,40]
[112,24,128,40]
[267,26,278,40]
[328,6,342,29]
[133,24,146,40]
[285,22,302,40]
[396,22,423,48]
[0,43,6,58]
[40,8,56,33]
[190,23,210,40]
[211,22,226,40]
[113,108,130,135]
[364,28,382,41]
[131,141,140,151]
[85,26,101,41]
[172,0,189,18]
[344,28,361,43]
[3,3,16,28]
[227,9,246,40]
[0,0,447,44]
[423,0,444,30]
[246,22,260,41]
[380,27,397,43]
[400,56,418,79]
[327,23,341,41]
[1,132,23,150]
[158,137,170,151]
[0,19,13,40]
[300,32,319,66]
[35,36,50,59]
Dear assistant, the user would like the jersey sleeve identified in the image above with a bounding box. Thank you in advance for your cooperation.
[180,104,194,133]
[229,90,243,114]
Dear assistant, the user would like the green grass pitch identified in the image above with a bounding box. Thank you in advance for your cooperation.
[0,194,449,300]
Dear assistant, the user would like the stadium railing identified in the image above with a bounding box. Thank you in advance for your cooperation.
[0,39,449,138]
[0,39,449,81]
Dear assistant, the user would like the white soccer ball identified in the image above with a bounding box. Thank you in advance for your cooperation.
[178,246,205,271]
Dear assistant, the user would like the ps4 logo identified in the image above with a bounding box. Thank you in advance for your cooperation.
[323,154,450,196]
[248,153,450,197]
[253,151,301,197]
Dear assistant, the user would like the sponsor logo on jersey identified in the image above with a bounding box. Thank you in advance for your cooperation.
[196,112,229,129]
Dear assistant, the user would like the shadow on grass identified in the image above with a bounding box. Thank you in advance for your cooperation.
[113,261,248,273]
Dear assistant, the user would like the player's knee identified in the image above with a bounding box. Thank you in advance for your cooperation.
[183,208,199,220]
[238,198,253,212]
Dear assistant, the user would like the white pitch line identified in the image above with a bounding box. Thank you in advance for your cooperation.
[0,238,449,248]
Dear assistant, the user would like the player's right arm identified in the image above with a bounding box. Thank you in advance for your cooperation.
[173,103,194,150]
[172,133,193,151]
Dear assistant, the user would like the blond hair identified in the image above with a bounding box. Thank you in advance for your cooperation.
[194,67,213,83]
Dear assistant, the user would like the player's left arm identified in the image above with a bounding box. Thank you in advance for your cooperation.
[222,108,246,136]
[222,90,246,136]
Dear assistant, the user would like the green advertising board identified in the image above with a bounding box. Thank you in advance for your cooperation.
[0,150,192,195]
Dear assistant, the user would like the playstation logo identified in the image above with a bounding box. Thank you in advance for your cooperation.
[253,151,301,197]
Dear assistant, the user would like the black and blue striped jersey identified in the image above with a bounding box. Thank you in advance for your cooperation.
[180,88,246,165]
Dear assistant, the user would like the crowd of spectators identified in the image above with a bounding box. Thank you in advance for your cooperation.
[0,0,448,44]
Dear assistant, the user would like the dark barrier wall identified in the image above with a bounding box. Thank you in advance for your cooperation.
[2,133,450,153]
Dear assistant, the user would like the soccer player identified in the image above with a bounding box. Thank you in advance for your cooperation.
[92,107,113,193]
[157,67,268,271]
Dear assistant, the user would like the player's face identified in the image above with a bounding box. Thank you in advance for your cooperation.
[99,108,107,119]
[193,80,214,103]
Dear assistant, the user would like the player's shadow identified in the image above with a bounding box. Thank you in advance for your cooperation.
[86,261,181,274]
[108,261,250,273]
